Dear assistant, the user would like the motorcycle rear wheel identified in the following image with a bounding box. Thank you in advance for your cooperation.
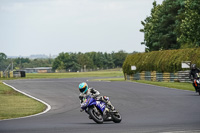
[88,107,103,124]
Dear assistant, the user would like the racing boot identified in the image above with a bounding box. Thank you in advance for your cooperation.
[195,87,198,93]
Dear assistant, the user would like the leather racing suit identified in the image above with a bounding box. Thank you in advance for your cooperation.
[189,68,200,92]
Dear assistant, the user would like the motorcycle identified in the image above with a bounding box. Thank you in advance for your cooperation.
[193,73,200,95]
[80,95,122,124]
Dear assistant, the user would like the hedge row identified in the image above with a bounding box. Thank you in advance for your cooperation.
[123,48,200,75]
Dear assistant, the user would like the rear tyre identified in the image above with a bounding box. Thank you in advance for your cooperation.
[111,112,122,123]
[88,107,103,124]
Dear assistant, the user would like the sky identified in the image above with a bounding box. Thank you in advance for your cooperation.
[0,0,163,57]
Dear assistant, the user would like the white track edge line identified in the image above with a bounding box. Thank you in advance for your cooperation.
[1,82,51,121]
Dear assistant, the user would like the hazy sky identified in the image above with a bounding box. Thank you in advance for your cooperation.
[0,0,163,56]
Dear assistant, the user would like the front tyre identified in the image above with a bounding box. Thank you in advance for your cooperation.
[88,107,103,124]
[111,112,122,123]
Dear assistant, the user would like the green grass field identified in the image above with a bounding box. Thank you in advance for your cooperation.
[132,80,194,91]
[26,70,123,79]
[0,82,46,120]
[0,69,124,80]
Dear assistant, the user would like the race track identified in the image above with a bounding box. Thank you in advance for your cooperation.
[0,78,200,133]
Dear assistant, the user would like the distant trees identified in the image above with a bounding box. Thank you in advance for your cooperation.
[0,53,8,71]
[52,51,128,72]
[0,51,128,72]
[53,52,80,72]
[11,58,53,69]
[140,0,200,51]
[0,53,53,71]
[22,58,53,68]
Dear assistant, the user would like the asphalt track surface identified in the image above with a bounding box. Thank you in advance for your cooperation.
[0,78,200,133]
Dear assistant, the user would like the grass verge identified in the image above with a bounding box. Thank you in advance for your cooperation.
[0,70,123,80]
[26,70,123,79]
[132,80,194,91]
[92,78,194,91]
[0,82,46,120]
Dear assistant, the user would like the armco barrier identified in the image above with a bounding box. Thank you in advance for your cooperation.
[124,71,191,82]
[177,70,190,82]
[145,71,151,81]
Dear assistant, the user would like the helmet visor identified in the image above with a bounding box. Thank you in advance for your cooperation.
[80,86,87,93]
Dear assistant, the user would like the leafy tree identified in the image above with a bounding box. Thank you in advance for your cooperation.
[52,52,81,72]
[25,59,53,68]
[13,57,30,69]
[112,50,128,67]
[103,52,115,69]
[52,51,128,71]
[77,52,94,69]
[67,53,81,72]
[52,52,67,70]
[0,53,8,71]
[177,0,200,47]
[140,0,184,51]
[0,53,7,60]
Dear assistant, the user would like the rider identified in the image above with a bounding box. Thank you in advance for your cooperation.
[189,64,200,92]
[78,82,115,111]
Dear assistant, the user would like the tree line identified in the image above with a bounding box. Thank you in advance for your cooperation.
[0,53,53,71]
[0,51,130,72]
[140,0,200,52]
[52,51,129,72]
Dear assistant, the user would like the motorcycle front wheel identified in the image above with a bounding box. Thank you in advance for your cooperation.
[111,112,122,123]
[88,107,103,124]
